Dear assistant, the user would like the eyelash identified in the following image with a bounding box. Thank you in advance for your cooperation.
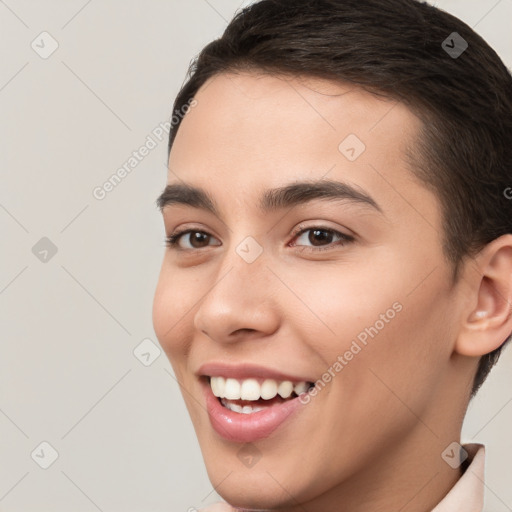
[164,224,355,253]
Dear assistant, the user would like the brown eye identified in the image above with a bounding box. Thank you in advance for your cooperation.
[306,229,335,246]
[165,230,220,250]
[292,226,354,251]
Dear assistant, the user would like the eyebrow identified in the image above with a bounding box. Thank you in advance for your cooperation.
[156,179,383,218]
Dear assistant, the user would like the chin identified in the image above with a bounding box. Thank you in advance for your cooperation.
[206,473,298,511]
[198,442,330,511]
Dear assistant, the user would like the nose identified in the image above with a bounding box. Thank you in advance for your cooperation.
[193,244,280,344]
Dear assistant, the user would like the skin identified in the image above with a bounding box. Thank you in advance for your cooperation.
[152,71,512,511]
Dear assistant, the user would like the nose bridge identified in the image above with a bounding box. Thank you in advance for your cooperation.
[218,231,271,290]
[193,234,279,340]
[208,233,271,307]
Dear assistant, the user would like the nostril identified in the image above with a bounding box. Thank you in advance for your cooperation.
[233,328,257,336]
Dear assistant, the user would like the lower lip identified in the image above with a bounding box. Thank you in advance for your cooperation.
[202,380,307,443]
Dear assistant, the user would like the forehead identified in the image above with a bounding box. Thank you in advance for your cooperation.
[168,71,440,228]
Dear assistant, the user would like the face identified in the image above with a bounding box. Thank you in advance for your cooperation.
[153,72,467,509]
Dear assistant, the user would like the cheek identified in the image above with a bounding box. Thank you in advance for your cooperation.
[344,279,451,425]
[283,257,406,348]
[288,252,452,395]
[152,266,195,364]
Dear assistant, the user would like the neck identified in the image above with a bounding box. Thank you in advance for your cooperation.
[285,422,464,512]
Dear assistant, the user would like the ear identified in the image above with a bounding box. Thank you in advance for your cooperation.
[455,234,512,357]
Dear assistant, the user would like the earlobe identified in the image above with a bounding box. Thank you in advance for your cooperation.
[455,235,512,357]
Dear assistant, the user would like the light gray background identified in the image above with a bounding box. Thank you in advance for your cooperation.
[0,1,511,511]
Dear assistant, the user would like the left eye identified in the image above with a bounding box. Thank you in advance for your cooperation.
[291,227,354,250]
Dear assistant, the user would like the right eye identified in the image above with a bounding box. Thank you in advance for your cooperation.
[165,229,221,251]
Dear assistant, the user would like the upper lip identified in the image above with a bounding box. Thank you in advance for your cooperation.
[196,362,315,383]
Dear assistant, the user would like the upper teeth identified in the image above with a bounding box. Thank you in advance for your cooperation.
[210,377,310,400]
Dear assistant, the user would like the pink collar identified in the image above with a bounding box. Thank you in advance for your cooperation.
[431,443,485,512]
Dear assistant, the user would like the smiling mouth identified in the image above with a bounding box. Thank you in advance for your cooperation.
[209,376,315,414]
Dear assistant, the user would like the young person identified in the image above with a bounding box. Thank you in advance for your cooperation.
[153,1,512,510]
